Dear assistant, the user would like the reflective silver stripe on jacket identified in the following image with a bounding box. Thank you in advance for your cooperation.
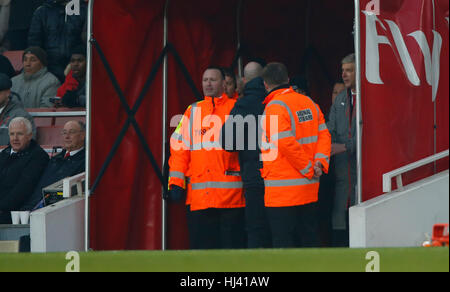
[297,136,318,145]
[271,131,295,142]
[265,100,296,135]
[169,171,185,180]
[318,123,328,131]
[189,102,199,149]
[191,181,243,190]
[314,153,330,163]
[264,177,319,187]
[171,132,190,149]
[300,161,312,176]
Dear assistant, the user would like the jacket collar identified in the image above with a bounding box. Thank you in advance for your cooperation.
[6,139,37,157]
[204,93,229,106]
[263,85,293,105]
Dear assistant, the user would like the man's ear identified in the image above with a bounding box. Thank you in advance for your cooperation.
[263,81,269,92]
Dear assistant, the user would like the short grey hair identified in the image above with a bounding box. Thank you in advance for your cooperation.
[244,62,263,82]
[9,117,33,135]
[342,53,355,64]
[77,121,86,132]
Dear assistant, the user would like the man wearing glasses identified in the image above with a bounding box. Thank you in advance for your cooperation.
[20,120,86,211]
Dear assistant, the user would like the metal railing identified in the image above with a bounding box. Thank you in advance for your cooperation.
[29,111,86,118]
[382,150,449,193]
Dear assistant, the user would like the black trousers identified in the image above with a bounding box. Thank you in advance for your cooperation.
[187,207,246,250]
[244,185,272,248]
[266,203,319,248]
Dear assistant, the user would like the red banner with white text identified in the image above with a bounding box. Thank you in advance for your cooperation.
[360,0,449,201]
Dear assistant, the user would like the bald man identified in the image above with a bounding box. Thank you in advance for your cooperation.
[221,61,272,248]
[20,120,86,211]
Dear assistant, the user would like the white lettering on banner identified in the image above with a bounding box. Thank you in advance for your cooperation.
[408,31,442,102]
[364,12,446,102]
[364,11,392,85]
[384,20,421,86]
[66,0,80,16]
[365,0,380,16]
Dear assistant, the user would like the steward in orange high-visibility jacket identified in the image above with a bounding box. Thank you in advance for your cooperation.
[260,62,331,248]
[261,87,331,206]
[168,67,246,250]
[168,93,245,211]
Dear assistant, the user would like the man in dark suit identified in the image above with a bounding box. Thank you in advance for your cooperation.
[0,117,49,223]
[221,62,272,248]
[20,120,86,211]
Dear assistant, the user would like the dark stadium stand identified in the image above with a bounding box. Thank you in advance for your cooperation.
[36,125,63,146]
[2,51,24,75]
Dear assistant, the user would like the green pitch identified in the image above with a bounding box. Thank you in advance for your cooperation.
[0,247,448,272]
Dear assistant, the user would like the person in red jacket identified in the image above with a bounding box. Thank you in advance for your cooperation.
[168,66,246,250]
[261,62,331,248]
[54,45,86,108]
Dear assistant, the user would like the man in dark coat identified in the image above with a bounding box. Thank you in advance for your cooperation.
[20,120,86,211]
[0,117,49,223]
[57,45,86,108]
[221,62,272,248]
[327,54,358,247]
[27,0,87,83]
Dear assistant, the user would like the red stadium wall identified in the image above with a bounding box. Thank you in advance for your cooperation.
[359,0,449,201]
[88,0,448,251]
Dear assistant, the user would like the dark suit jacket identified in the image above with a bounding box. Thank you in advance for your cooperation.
[0,140,49,223]
[20,148,85,211]
[221,77,267,188]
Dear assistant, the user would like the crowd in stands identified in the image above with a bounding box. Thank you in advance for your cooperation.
[0,1,87,228]
[1,0,358,251]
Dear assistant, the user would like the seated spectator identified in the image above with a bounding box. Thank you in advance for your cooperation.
[20,120,86,211]
[0,73,36,146]
[0,117,49,223]
[0,54,15,78]
[28,0,87,83]
[55,45,86,108]
[11,46,60,108]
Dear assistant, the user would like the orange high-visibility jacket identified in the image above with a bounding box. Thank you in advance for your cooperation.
[168,93,245,211]
[261,87,331,207]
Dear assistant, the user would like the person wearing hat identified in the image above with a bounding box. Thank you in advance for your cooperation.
[11,46,60,108]
[55,45,87,108]
[0,72,36,146]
